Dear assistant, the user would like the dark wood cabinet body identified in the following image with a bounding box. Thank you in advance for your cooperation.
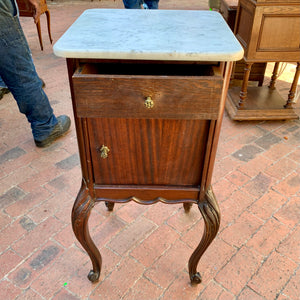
[68,58,233,284]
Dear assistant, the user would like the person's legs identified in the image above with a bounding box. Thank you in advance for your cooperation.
[0,76,7,88]
[0,0,61,142]
[123,0,143,9]
[144,0,159,9]
[0,75,10,100]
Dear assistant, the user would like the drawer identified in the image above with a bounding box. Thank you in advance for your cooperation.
[72,62,223,120]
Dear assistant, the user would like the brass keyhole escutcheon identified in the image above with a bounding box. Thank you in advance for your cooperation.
[99,145,110,159]
[144,96,154,109]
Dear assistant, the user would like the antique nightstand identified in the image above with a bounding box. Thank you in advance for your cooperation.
[54,9,243,284]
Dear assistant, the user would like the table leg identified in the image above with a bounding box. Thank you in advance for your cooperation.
[105,201,115,211]
[238,62,253,108]
[188,186,220,284]
[45,9,53,44]
[183,203,193,213]
[268,62,280,90]
[35,19,43,51]
[284,62,300,109]
[72,183,102,282]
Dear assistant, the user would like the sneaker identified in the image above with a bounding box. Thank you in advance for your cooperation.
[0,87,10,100]
[34,115,71,148]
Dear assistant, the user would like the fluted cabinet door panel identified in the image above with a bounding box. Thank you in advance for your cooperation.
[88,118,210,186]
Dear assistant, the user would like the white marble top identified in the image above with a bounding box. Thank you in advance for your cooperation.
[53,9,243,61]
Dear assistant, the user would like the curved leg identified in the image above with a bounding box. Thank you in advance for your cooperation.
[183,203,193,213]
[188,186,220,284]
[45,9,53,44]
[35,19,43,51]
[105,201,115,211]
[72,182,102,282]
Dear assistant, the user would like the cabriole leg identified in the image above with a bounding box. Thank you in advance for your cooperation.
[105,201,115,211]
[183,203,193,213]
[72,183,102,282]
[188,186,220,284]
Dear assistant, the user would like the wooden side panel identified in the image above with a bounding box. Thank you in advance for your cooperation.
[87,118,211,186]
[258,15,300,51]
[235,0,255,54]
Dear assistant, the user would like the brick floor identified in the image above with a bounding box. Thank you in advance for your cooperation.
[1,1,299,299]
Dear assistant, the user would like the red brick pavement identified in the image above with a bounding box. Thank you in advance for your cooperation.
[0,1,299,299]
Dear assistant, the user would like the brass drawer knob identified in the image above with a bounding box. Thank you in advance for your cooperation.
[99,145,110,159]
[144,96,154,109]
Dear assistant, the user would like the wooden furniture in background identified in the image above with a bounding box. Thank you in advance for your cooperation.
[54,9,243,284]
[16,0,52,50]
[219,0,267,86]
[226,0,300,120]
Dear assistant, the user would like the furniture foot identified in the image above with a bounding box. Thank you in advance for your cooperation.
[105,201,115,211]
[183,203,193,213]
[88,269,100,282]
[284,62,300,109]
[190,272,202,284]
[188,186,220,285]
[72,183,102,283]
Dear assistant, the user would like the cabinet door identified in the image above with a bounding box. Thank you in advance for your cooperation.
[88,118,210,186]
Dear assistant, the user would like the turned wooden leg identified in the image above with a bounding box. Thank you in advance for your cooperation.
[284,62,300,109]
[238,62,253,108]
[188,187,220,284]
[35,19,43,51]
[268,62,280,90]
[72,183,102,282]
[105,201,115,211]
[45,9,53,44]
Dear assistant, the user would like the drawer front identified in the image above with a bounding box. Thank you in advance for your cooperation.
[72,68,223,120]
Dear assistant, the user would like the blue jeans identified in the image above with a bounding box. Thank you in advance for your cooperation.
[123,0,159,9]
[0,76,6,88]
[0,0,58,141]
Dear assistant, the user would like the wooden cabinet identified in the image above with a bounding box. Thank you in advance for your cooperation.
[54,9,243,284]
[235,0,300,62]
[219,0,267,86]
[16,0,52,50]
[226,0,300,120]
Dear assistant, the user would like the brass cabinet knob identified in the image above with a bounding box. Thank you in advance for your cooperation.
[144,96,154,109]
[99,145,110,159]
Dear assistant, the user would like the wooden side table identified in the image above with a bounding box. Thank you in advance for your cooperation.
[226,0,300,120]
[54,9,243,284]
[16,0,52,50]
